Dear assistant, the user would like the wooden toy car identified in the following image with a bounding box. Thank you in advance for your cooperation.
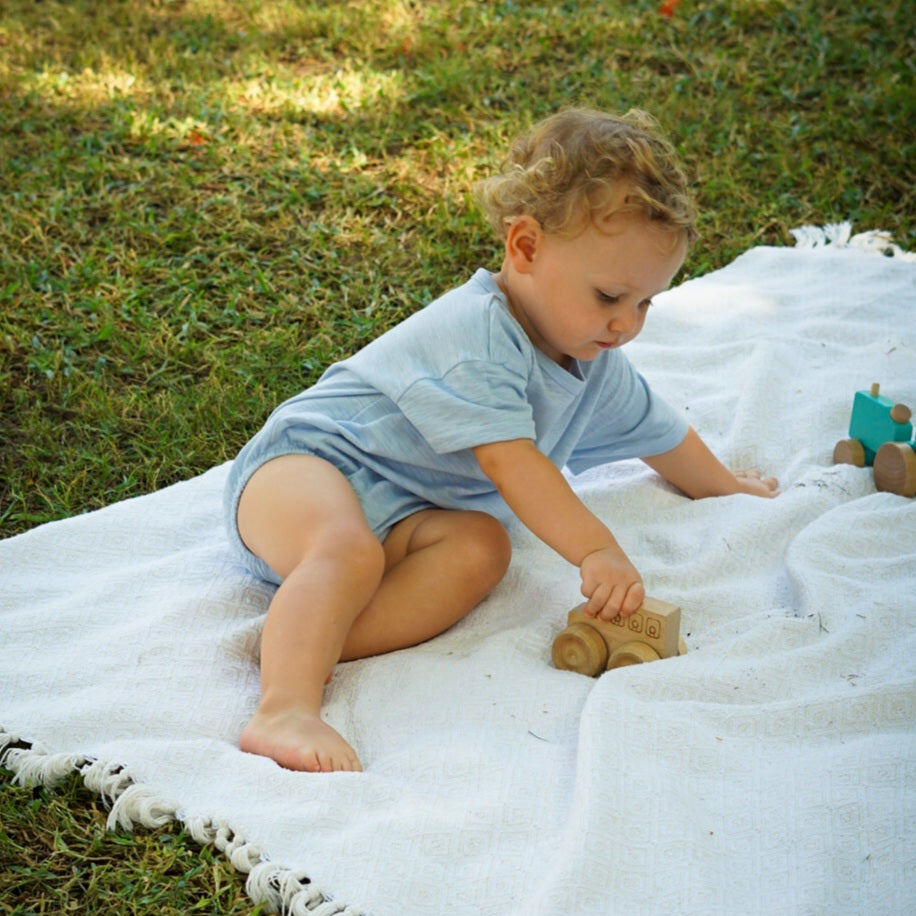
[833,383,916,497]
[552,597,687,677]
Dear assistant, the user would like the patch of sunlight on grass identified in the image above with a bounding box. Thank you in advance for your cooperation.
[235,66,405,117]
[18,50,406,128]
[23,66,151,102]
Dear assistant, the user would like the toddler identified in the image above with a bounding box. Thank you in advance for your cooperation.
[224,108,778,773]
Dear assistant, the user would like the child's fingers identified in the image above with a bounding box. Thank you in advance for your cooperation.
[584,580,645,620]
[734,468,764,483]
[598,580,644,619]
[734,468,780,497]
[579,548,645,619]
[749,475,779,496]
[619,580,646,616]
[582,582,611,617]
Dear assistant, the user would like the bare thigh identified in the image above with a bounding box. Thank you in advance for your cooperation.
[237,456,511,661]
[237,453,383,582]
[339,508,512,659]
[382,507,511,578]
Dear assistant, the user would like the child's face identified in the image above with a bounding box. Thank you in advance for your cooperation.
[503,213,687,367]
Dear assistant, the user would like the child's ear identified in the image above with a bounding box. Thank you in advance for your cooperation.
[504,216,542,274]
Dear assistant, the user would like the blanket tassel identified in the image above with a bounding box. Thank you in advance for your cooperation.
[790,221,916,260]
[0,728,368,916]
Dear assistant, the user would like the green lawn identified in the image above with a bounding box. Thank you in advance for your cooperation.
[1,0,912,911]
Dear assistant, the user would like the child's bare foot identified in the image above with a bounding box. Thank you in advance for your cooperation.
[240,708,362,773]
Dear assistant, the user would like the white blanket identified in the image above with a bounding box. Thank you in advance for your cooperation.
[2,228,915,916]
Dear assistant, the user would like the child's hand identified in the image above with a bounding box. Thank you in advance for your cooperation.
[643,428,781,500]
[731,468,779,498]
[579,547,645,620]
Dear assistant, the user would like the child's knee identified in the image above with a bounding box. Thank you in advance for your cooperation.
[462,512,512,585]
[327,525,386,584]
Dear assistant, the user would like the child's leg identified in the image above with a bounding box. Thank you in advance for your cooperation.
[236,454,386,773]
[236,456,513,773]
[340,508,512,660]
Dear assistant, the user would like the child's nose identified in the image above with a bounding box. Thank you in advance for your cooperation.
[609,306,641,334]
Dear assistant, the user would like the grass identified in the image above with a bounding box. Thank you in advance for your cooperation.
[0,769,260,914]
[0,0,912,911]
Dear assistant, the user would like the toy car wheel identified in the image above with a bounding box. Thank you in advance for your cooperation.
[552,622,608,676]
[874,442,916,497]
[833,438,866,467]
[607,641,661,669]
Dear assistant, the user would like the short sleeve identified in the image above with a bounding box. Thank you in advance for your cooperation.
[396,360,537,454]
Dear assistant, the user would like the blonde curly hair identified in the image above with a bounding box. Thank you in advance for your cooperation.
[476,108,697,243]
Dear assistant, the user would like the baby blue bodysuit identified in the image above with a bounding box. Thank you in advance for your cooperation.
[224,269,688,583]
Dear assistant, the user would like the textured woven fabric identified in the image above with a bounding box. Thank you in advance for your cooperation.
[2,230,914,915]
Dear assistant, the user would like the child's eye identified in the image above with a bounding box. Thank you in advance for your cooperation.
[596,290,620,304]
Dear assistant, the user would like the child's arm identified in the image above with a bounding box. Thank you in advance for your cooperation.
[641,426,779,498]
[473,439,645,619]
